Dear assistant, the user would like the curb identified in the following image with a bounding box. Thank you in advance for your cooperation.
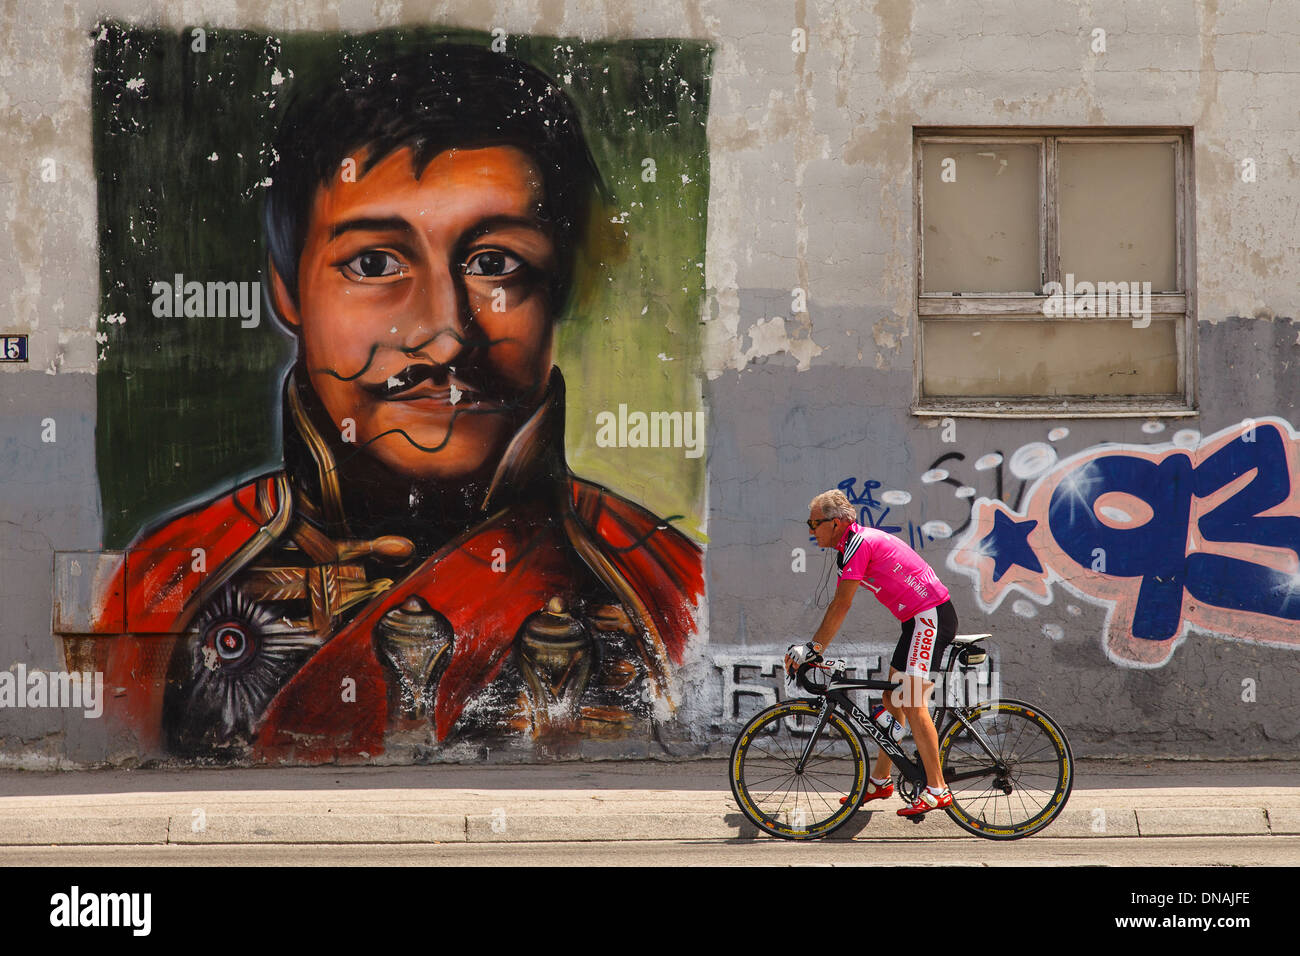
[0,805,1295,845]
[1267,808,1300,835]
[1136,807,1271,837]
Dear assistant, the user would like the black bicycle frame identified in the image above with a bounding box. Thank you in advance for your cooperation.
[794,661,1008,785]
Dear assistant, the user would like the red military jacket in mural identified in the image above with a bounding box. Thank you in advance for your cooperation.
[90,369,704,762]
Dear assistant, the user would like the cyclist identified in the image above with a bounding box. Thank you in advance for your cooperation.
[786,489,959,817]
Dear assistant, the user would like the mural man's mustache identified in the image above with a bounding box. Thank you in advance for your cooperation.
[362,362,482,400]
[313,326,512,384]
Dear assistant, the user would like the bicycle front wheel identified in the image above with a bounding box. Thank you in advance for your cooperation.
[938,698,1073,840]
[729,699,867,840]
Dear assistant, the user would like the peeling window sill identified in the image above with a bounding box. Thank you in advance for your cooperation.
[912,398,1198,420]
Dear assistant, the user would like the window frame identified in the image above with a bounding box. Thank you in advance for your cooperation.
[912,126,1197,419]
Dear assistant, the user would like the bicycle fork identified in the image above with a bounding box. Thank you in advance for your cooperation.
[793,699,835,774]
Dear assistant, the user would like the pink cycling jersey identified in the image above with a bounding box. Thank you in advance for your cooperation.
[835,522,950,621]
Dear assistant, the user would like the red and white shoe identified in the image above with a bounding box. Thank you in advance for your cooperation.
[839,779,894,808]
[897,787,953,817]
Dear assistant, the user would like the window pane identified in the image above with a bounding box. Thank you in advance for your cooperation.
[1059,142,1178,292]
[922,318,1180,397]
[922,143,1040,293]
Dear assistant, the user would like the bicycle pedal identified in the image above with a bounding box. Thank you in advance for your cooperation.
[909,816,924,824]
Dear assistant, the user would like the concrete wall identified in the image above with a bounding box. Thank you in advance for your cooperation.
[2,0,1297,764]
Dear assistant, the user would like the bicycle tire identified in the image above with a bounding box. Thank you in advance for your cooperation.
[937,698,1073,840]
[729,699,868,840]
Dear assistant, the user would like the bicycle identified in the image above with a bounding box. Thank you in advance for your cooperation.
[728,633,1073,840]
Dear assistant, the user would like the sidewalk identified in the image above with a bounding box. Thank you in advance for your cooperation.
[1,759,1297,845]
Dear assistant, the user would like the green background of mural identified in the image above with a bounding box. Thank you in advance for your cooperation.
[92,23,711,548]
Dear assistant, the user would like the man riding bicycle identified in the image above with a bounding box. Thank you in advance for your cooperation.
[786,489,959,817]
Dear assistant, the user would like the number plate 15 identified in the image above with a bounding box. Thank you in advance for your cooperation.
[1,335,28,362]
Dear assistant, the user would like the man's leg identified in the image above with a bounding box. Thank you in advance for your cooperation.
[869,668,908,781]
[899,672,946,790]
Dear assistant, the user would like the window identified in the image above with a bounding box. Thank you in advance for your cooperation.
[913,129,1194,417]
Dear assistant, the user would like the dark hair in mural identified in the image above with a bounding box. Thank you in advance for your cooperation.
[263,46,605,313]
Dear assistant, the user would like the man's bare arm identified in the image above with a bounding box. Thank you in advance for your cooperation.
[811,578,859,651]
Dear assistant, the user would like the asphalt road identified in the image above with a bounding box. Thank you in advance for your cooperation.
[4,835,1296,866]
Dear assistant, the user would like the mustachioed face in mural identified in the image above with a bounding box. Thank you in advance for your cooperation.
[262,46,601,487]
[269,144,559,481]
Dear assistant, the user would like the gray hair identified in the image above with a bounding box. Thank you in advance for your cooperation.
[809,490,856,522]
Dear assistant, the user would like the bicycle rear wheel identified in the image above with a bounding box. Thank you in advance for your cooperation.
[937,698,1072,840]
[729,699,867,840]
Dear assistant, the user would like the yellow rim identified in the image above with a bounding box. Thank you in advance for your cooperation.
[939,702,1070,836]
[731,702,867,838]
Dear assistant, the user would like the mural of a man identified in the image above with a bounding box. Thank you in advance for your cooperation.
[97,45,704,761]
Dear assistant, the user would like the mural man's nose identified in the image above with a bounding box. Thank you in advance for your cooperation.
[405,268,470,366]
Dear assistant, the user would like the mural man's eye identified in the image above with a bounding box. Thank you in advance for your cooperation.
[345,252,405,278]
[464,250,523,277]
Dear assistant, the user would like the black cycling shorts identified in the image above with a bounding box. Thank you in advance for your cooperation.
[890,600,958,676]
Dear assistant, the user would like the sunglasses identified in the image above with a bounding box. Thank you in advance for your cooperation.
[806,518,835,531]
